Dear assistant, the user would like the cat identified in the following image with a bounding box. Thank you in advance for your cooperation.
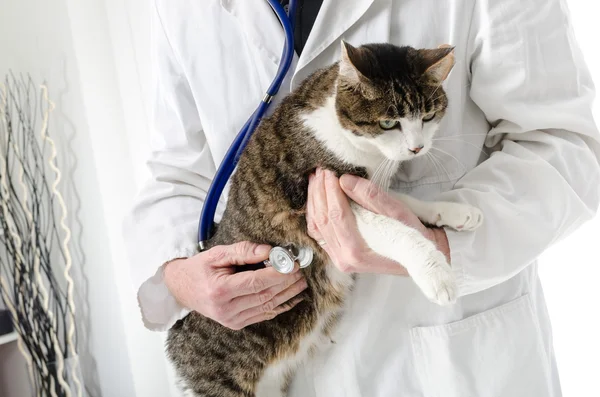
[166,41,483,397]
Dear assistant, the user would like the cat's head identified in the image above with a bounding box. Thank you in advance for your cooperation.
[335,42,455,162]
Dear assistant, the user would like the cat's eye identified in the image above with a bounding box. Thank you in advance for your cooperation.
[378,120,400,130]
[422,113,436,122]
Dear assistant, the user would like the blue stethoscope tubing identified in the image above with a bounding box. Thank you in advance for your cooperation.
[198,0,297,248]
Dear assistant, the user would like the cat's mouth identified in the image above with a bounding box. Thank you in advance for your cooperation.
[409,145,430,158]
[380,145,430,162]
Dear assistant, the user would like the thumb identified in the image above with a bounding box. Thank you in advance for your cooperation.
[339,174,359,191]
[207,241,271,267]
[340,174,381,205]
[340,174,396,216]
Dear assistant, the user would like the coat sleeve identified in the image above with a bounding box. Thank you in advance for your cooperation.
[122,2,214,331]
[438,0,600,296]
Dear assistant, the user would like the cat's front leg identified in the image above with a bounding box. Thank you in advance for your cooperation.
[351,203,457,305]
[391,193,484,231]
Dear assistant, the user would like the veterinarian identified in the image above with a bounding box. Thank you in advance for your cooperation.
[123,0,600,396]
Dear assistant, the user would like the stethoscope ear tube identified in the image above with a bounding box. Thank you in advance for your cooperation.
[197,0,298,247]
[197,111,254,247]
[197,1,314,274]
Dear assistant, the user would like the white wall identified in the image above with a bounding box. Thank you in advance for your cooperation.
[101,1,183,394]
[536,1,600,396]
[0,0,171,395]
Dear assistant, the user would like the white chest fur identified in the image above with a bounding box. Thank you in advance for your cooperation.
[301,95,385,177]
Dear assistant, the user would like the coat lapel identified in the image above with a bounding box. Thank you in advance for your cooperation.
[221,0,392,89]
[293,0,392,84]
[220,0,286,66]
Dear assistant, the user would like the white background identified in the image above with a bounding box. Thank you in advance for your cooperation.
[537,2,600,396]
[0,0,598,396]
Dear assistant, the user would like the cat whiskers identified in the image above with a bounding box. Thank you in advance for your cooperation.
[383,159,399,195]
[377,159,399,206]
[426,152,453,182]
[366,159,398,203]
[427,132,492,182]
[434,133,487,137]
[432,137,490,158]
[368,159,389,197]
[429,147,468,175]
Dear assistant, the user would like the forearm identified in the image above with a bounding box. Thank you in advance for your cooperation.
[438,130,600,296]
[123,1,217,330]
[428,227,450,264]
[443,0,600,295]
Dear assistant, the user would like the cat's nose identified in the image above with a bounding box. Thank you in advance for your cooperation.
[409,145,424,154]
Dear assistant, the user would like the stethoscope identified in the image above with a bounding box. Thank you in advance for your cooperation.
[197,0,314,274]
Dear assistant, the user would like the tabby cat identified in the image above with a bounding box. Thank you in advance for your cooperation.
[166,42,483,397]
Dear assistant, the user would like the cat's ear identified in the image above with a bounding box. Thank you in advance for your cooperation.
[339,41,369,84]
[419,45,455,82]
[339,41,379,99]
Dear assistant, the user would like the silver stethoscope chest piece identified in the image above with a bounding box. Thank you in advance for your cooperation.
[292,245,313,268]
[268,246,296,274]
[267,244,314,274]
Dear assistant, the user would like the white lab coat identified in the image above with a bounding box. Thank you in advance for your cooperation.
[123,0,600,396]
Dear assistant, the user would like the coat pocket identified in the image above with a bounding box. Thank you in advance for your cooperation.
[410,294,553,397]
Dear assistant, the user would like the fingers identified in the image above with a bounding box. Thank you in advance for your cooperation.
[235,295,304,330]
[306,170,341,262]
[322,170,362,247]
[206,253,307,329]
[309,169,332,239]
[223,265,300,297]
[227,271,305,313]
[198,242,308,330]
[339,174,385,212]
[307,168,372,269]
[232,277,307,329]
[207,241,272,268]
[340,174,404,219]
[310,169,341,251]
[306,173,322,241]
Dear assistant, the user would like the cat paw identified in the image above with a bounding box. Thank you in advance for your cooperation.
[430,202,483,231]
[411,252,457,306]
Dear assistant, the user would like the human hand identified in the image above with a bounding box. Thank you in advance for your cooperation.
[163,242,307,330]
[306,168,449,274]
[306,168,408,275]
[339,172,450,262]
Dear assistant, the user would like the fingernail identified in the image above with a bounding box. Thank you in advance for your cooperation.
[254,244,271,255]
[316,168,322,177]
[309,174,315,183]
[300,279,308,289]
[340,174,359,190]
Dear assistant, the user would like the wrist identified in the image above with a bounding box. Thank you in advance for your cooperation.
[163,258,188,300]
[428,227,451,265]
